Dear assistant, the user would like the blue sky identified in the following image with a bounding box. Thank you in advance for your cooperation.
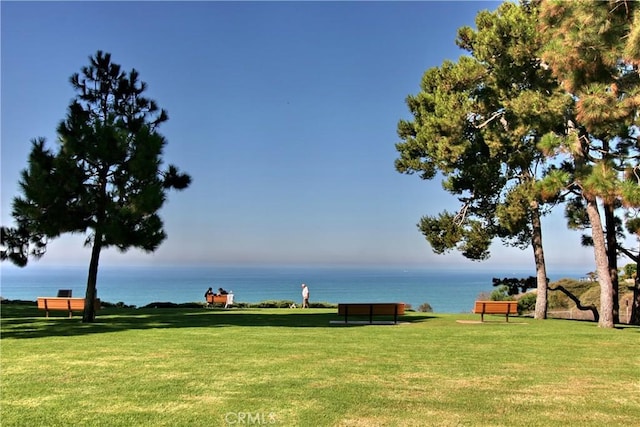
[1,1,596,272]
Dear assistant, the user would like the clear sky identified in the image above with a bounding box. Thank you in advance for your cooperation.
[1,1,597,272]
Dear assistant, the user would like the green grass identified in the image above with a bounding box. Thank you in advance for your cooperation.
[1,304,639,426]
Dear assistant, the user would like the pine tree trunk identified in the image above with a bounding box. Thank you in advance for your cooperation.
[585,196,615,328]
[531,201,548,319]
[631,256,640,325]
[82,233,102,323]
[83,168,107,323]
[631,283,640,325]
[603,202,620,323]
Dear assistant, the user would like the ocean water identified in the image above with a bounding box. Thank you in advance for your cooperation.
[0,265,586,313]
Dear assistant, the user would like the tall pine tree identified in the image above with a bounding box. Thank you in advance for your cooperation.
[396,1,566,319]
[538,0,640,327]
[1,51,191,322]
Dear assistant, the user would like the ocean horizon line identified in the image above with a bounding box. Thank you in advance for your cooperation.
[1,264,590,313]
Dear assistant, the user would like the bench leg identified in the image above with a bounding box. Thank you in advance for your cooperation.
[369,304,373,324]
[344,306,348,324]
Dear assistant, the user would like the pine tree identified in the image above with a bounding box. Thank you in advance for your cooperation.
[396,1,566,319]
[538,0,640,327]
[540,0,640,328]
[1,51,191,322]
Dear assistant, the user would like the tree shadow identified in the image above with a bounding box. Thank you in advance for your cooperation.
[0,304,435,339]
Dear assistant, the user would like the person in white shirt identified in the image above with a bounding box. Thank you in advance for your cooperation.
[301,284,310,308]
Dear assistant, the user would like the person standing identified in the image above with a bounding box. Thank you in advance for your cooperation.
[301,283,310,308]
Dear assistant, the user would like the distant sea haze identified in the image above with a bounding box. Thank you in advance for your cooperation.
[1,265,588,313]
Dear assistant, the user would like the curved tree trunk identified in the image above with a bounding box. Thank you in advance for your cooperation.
[548,284,599,321]
[531,201,548,319]
[584,196,615,328]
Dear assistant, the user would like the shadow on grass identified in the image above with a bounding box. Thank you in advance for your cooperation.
[0,303,436,339]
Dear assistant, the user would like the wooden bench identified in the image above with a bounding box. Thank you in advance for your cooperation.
[337,303,405,324]
[37,297,101,318]
[473,300,518,322]
[205,294,231,308]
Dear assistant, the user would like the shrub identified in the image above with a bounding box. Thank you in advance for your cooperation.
[418,302,433,313]
[0,299,35,305]
[477,291,492,300]
[490,285,513,301]
[253,300,295,308]
[100,301,137,309]
[517,293,537,314]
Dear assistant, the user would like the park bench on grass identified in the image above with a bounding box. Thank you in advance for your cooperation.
[337,303,405,324]
[37,297,101,318]
[473,300,518,322]
[205,293,233,308]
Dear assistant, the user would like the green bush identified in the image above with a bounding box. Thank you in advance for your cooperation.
[253,300,296,308]
[418,302,433,313]
[100,301,137,309]
[490,285,514,301]
[518,293,537,313]
[246,300,339,308]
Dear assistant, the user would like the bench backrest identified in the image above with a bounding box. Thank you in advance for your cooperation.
[338,303,405,316]
[206,294,228,304]
[37,297,100,311]
[473,300,518,314]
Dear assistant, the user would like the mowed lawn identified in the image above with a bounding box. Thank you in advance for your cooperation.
[1,304,639,427]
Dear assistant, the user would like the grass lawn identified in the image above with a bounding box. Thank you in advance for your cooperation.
[1,304,639,426]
